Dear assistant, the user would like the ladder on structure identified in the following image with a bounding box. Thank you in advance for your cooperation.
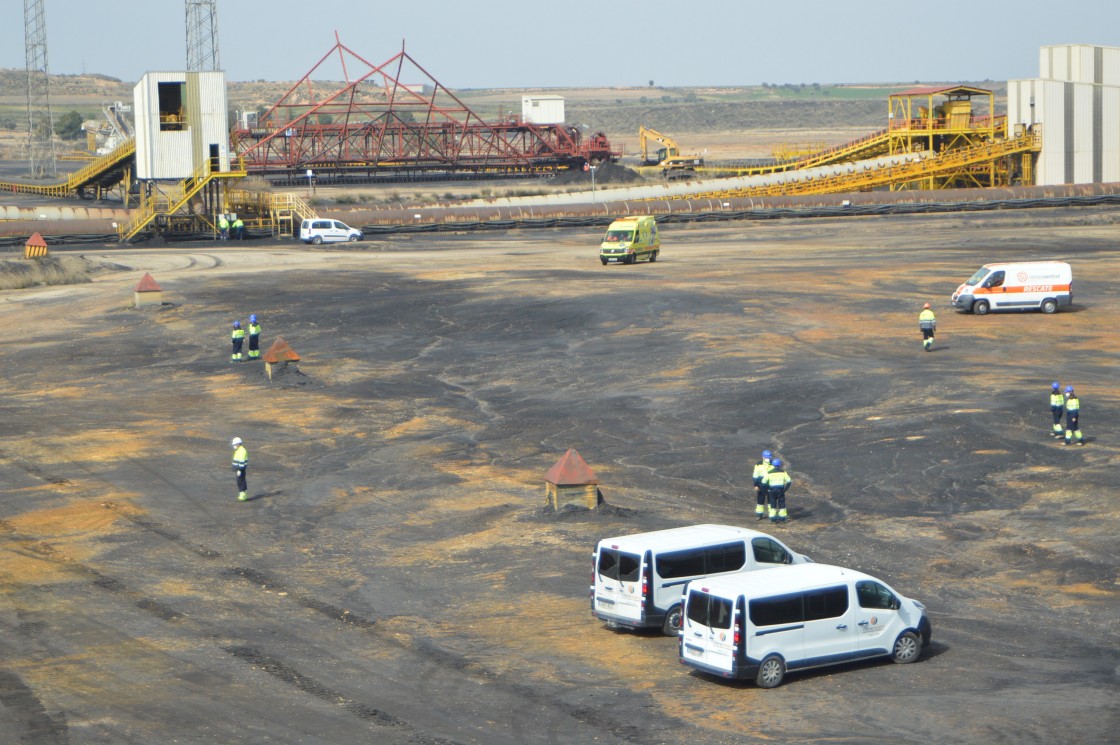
[270,193,319,237]
[117,160,245,241]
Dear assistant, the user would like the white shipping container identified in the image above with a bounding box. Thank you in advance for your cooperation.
[521,95,565,125]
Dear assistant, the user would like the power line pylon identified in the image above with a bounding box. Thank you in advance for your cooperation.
[185,0,221,71]
[24,0,57,179]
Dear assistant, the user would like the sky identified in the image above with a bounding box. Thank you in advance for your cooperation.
[2,0,1118,88]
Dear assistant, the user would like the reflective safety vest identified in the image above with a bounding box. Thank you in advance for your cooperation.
[1050,392,1064,408]
[248,322,261,337]
[232,219,244,229]
[219,218,229,229]
[764,467,791,490]
[231,327,246,341]
[918,309,936,329]
[232,445,248,469]
[752,460,771,484]
[1065,396,1080,415]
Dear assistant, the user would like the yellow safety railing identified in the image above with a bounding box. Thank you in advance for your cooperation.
[0,138,136,197]
[118,157,246,241]
[660,132,1040,201]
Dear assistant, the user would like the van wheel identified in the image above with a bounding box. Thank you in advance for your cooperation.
[650,251,658,263]
[891,631,921,664]
[312,236,323,245]
[349,235,359,242]
[601,258,608,265]
[756,655,786,688]
[627,254,636,265]
[661,605,682,636]
[1041,298,1058,314]
[973,299,990,315]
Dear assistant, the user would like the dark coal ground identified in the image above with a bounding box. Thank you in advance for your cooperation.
[1,208,1118,744]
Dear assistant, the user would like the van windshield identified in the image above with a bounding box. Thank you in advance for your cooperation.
[597,548,640,582]
[964,267,989,287]
[604,230,634,243]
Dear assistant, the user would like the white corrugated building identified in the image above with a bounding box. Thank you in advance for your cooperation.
[1008,44,1120,185]
[522,95,565,125]
[134,71,231,180]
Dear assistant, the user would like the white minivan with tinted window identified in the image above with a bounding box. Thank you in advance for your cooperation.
[592,524,812,635]
[300,218,363,244]
[679,563,931,688]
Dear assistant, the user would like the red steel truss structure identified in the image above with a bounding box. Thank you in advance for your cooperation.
[232,36,617,180]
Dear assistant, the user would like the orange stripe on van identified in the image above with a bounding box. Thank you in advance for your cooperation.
[974,283,1071,295]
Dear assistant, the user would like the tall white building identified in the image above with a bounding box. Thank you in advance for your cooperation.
[1008,44,1120,185]
[134,71,231,180]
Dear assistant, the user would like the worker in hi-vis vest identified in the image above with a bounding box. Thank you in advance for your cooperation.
[231,437,249,501]
[1049,382,1065,438]
[918,303,937,352]
[752,450,773,520]
[763,458,792,523]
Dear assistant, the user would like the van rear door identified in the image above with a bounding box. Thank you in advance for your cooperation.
[593,546,643,624]
[681,587,736,673]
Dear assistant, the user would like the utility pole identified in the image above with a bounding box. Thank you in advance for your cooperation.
[186,0,221,71]
[24,0,57,179]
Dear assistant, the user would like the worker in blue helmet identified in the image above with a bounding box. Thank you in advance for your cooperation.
[1063,386,1083,445]
[230,320,245,362]
[762,457,792,522]
[247,314,262,360]
[752,450,773,520]
[1049,382,1065,438]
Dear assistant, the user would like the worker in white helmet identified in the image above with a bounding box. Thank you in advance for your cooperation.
[231,437,249,501]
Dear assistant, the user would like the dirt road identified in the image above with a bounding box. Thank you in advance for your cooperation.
[2,209,1118,744]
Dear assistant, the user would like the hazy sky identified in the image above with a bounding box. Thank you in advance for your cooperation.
[1,0,1117,88]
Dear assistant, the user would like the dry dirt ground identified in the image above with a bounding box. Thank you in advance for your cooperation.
[2,208,1119,744]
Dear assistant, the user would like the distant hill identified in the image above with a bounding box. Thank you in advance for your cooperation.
[0,68,1007,151]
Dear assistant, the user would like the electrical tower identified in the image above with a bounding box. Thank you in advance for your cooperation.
[24,0,57,179]
[185,0,221,71]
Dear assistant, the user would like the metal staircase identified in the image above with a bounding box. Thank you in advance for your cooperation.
[117,158,245,241]
[0,137,136,198]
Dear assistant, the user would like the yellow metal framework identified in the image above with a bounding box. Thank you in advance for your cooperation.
[117,157,246,241]
[0,138,137,200]
[676,130,1040,201]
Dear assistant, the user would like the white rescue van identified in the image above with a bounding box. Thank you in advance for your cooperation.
[951,261,1072,315]
[300,218,363,244]
[679,563,931,688]
[592,524,812,635]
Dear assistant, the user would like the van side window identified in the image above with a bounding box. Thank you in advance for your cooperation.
[749,593,803,627]
[686,590,733,629]
[657,541,746,579]
[751,537,792,565]
[597,549,640,582]
[985,270,1005,288]
[313,220,330,229]
[856,580,897,610]
[804,586,849,621]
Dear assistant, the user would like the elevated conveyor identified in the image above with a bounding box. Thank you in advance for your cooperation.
[0,138,136,200]
[678,130,1040,200]
[699,128,893,177]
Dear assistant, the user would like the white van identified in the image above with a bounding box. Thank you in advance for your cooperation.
[299,218,363,244]
[679,563,931,688]
[592,524,812,635]
[950,261,1072,315]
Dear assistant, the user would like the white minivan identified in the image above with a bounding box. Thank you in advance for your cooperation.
[679,563,931,688]
[592,524,812,635]
[950,261,1072,314]
[300,218,363,244]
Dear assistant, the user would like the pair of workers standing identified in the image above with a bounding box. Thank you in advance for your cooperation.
[1049,382,1084,445]
[752,450,791,523]
[230,314,263,362]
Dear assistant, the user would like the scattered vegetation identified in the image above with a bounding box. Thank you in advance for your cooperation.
[0,256,92,291]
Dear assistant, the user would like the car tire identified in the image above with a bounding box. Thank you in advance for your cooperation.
[973,299,990,315]
[756,654,785,688]
[312,236,323,245]
[601,258,608,265]
[1041,298,1058,314]
[349,235,359,242]
[661,605,682,636]
[891,631,921,664]
[650,251,658,262]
